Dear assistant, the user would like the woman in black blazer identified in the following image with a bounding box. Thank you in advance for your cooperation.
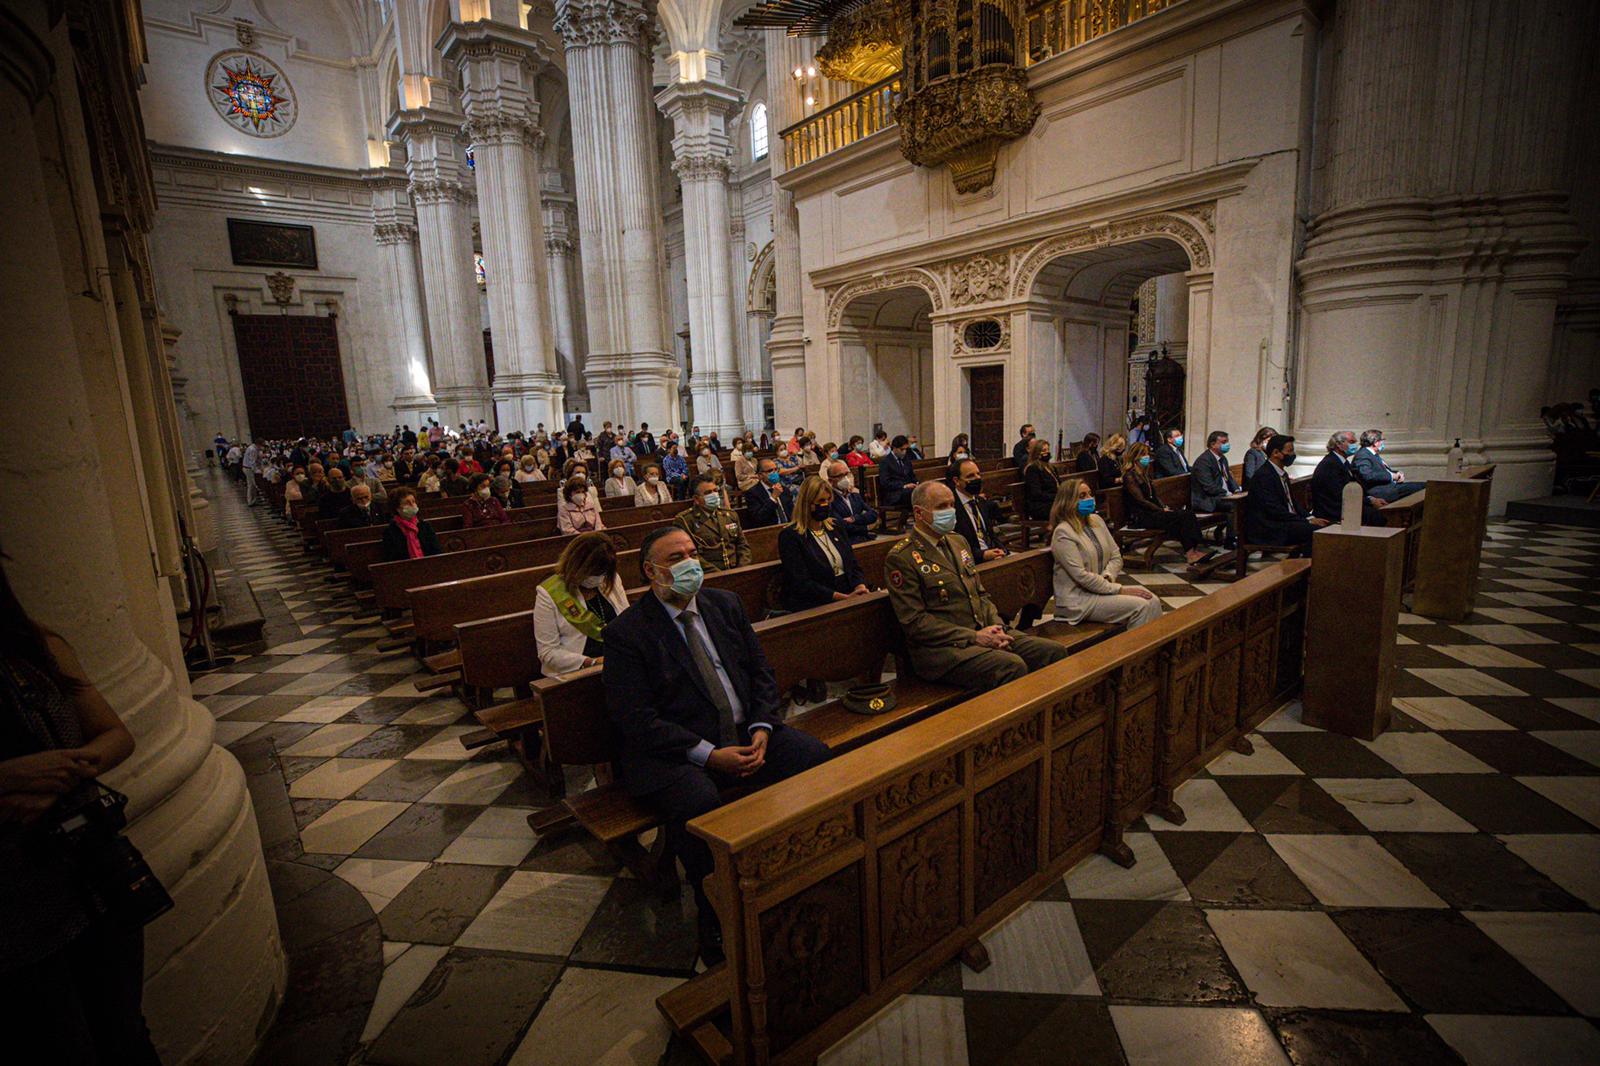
[1022,437,1059,520]
[1098,432,1126,487]
[777,476,868,612]
[380,487,443,561]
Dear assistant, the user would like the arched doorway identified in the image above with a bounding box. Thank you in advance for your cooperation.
[834,286,934,445]
[1021,237,1194,446]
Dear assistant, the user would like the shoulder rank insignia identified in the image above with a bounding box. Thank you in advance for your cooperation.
[910,550,924,564]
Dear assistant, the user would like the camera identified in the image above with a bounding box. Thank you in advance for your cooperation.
[46,780,174,930]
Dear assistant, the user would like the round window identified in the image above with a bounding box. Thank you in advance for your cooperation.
[963,319,1002,350]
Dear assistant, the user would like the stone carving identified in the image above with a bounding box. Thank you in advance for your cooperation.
[1135,277,1157,344]
[756,863,864,1055]
[1189,202,1216,234]
[1114,695,1157,804]
[877,807,960,975]
[974,764,1039,914]
[826,268,945,328]
[265,271,295,307]
[1206,644,1242,749]
[1119,653,1161,702]
[671,153,734,183]
[544,234,574,257]
[874,757,959,825]
[897,66,1039,194]
[410,177,469,205]
[973,714,1042,773]
[234,19,256,48]
[463,113,544,149]
[1010,214,1214,297]
[372,221,417,246]
[1049,727,1105,859]
[737,811,855,881]
[553,0,654,52]
[1049,679,1110,732]
[948,253,1011,306]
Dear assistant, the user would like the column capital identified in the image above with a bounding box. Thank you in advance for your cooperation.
[411,176,472,205]
[464,111,546,150]
[374,220,419,245]
[554,0,655,52]
[388,106,472,187]
[545,233,576,257]
[656,79,747,121]
[671,153,734,183]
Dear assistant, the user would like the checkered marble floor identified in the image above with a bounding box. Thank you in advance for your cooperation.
[201,475,1600,1066]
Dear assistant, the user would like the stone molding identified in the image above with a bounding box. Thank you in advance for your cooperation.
[672,153,734,183]
[411,176,471,205]
[825,268,947,330]
[463,112,546,150]
[545,233,576,257]
[554,0,653,51]
[373,221,418,245]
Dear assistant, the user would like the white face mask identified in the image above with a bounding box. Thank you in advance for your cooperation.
[477,487,491,499]
[579,575,607,590]
[645,474,659,485]
[834,475,853,492]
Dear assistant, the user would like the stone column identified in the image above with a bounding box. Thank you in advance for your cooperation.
[442,20,565,433]
[659,80,747,437]
[163,326,218,554]
[370,174,439,426]
[1,9,282,1062]
[1297,0,1592,509]
[555,0,679,427]
[388,107,492,428]
[762,29,818,433]
[544,204,585,408]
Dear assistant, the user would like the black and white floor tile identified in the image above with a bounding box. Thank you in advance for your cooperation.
[201,476,1600,1065]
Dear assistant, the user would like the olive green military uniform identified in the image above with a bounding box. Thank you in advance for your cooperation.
[674,503,752,572]
[884,526,1067,690]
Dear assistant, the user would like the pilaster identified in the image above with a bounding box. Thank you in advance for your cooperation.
[369,173,439,425]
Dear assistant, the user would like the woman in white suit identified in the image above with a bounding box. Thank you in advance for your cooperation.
[1049,478,1163,629]
[534,532,631,675]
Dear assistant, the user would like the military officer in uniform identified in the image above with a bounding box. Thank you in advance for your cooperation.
[885,481,1068,690]
[674,474,752,571]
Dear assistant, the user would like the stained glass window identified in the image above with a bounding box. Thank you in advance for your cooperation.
[750,102,769,161]
[474,253,486,287]
[465,145,476,171]
[206,51,297,137]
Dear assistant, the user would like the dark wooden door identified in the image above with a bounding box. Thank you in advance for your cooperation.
[231,313,348,439]
[968,365,1005,458]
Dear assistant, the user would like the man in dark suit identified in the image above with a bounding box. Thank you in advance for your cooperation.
[1191,430,1242,547]
[1244,434,1322,556]
[635,422,656,457]
[605,527,830,963]
[879,435,918,508]
[946,458,1008,561]
[1352,430,1424,502]
[335,483,388,529]
[743,458,796,528]
[1152,428,1190,478]
[826,459,878,543]
[1012,423,1036,471]
[1311,431,1385,526]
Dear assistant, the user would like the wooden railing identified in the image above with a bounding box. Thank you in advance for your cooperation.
[668,558,1310,1065]
[1024,0,1185,64]
[779,75,902,169]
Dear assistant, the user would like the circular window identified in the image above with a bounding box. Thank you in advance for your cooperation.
[206,50,297,138]
[963,319,1003,350]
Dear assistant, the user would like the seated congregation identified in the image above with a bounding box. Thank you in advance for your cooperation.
[239,412,1429,977]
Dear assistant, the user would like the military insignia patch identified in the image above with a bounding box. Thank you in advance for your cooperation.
[888,569,904,588]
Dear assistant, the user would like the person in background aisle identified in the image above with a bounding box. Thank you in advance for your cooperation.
[241,439,261,505]
[947,433,972,465]
[1022,437,1059,521]
[1351,430,1424,501]
[1048,478,1162,629]
[778,476,868,611]
[382,487,442,560]
[635,464,672,506]
[732,439,758,493]
[556,478,605,534]
[1075,433,1101,475]
[1013,423,1037,470]
[462,473,511,527]
[826,459,878,544]
[604,460,637,499]
[1242,426,1277,483]
[635,423,657,457]
[534,532,629,676]
[1121,441,1213,570]
[1152,427,1190,477]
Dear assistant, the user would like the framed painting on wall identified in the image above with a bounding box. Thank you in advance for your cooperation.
[227,218,318,270]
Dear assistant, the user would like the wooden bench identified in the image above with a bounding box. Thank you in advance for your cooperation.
[1225,474,1317,581]
[659,559,1312,1064]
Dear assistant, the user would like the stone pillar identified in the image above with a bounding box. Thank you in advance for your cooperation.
[389,107,492,428]
[162,325,218,555]
[1297,0,1592,510]
[370,175,439,426]
[544,205,585,408]
[442,20,565,434]
[555,0,679,428]
[762,29,819,434]
[659,80,747,437]
[1,9,282,1062]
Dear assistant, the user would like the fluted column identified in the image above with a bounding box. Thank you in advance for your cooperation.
[762,29,818,433]
[555,0,678,427]
[544,205,585,407]
[370,175,439,425]
[162,325,218,554]
[442,20,565,433]
[389,107,491,427]
[1299,0,1592,508]
[2,8,282,1062]
[659,80,746,436]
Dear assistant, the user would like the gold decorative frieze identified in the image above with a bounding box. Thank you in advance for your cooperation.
[816,4,904,85]
[897,66,1039,193]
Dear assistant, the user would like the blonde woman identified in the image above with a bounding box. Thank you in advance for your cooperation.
[776,476,868,611]
[1049,478,1161,629]
[1098,432,1127,487]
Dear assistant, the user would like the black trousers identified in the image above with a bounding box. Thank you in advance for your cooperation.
[642,727,830,910]
[0,923,160,1065]
[1133,507,1205,551]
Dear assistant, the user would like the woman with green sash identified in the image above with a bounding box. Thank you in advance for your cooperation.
[533,532,629,676]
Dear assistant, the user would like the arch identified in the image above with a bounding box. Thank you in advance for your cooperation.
[1008,211,1212,300]
[746,239,775,312]
[826,267,947,330]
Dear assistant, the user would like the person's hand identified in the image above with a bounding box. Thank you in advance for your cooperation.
[0,791,59,824]
[1368,497,1385,509]
[852,584,870,595]
[707,744,764,777]
[747,729,768,771]
[1310,516,1331,527]
[983,547,1007,561]
[974,625,1012,649]
[1126,586,1155,601]
[832,591,851,601]
[0,750,95,795]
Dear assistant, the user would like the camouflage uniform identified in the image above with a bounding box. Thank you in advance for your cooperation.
[884,526,1066,689]
[674,503,752,571]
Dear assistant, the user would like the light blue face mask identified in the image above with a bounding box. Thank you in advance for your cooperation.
[702,492,721,510]
[1173,436,1185,447]
[1076,498,1097,516]
[665,557,703,597]
[1138,456,1152,467]
[1345,442,1359,456]
[930,508,958,534]
[766,471,781,484]
[1219,442,1231,454]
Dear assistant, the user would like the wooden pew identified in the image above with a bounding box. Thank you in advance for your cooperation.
[657,559,1311,1065]
[1006,462,1100,547]
[1378,463,1493,590]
